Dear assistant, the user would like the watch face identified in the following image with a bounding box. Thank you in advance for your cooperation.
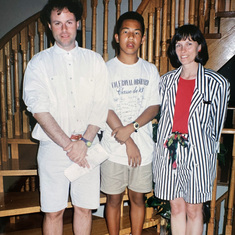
[134,122,139,129]
[86,141,92,147]
[81,137,92,147]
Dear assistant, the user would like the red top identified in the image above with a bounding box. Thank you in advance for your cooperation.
[172,77,195,134]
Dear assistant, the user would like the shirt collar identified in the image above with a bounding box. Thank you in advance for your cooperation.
[53,41,79,55]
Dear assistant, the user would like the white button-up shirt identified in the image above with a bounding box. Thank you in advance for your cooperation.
[23,42,109,143]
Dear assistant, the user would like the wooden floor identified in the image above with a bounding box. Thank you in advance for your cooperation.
[0,209,163,235]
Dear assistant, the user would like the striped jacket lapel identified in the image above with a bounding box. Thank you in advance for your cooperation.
[188,64,205,122]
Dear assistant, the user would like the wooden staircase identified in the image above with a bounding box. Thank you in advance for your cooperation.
[0,0,235,234]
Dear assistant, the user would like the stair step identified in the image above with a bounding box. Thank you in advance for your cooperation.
[0,191,128,217]
[216,11,235,18]
[0,145,38,176]
[204,33,221,39]
[7,133,38,144]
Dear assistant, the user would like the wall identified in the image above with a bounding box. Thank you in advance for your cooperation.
[0,0,48,39]
[0,0,141,58]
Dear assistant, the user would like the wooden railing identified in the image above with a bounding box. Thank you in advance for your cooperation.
[0,0,234,234]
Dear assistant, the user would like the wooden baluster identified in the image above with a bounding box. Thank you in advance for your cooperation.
[160,0,168,76]
[103,0,110,62]
[81,0,87,48]
[28,22,36,59]
[194,0,199,26]
[189,0,196,25]
[207,160,218,235]
[91,0,98,52]
[154,7,161,70]
[178,0,185,26]
[31,176,36,191]
[20,28,30,134]
[12,35,21,137]
[116,0,122,21]
[25,177,30,192]
[167,0,171,40]
[169,0,175,71]
[209,0,216,33]
[128,0,133,11]
[215,200,221,235]
[0,48,8,163]
[225,136,235,235]
[231,0,235,11]
[147,1,154,63]
[140,10,148,60]
[141,28,147,60]
[5,42,14,139]
[199,0,205,33]
[217,0,225,12]
[38,19,45,52]
[170,0,176,38]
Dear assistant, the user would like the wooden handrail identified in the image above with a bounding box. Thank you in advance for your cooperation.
[136,0,150,15]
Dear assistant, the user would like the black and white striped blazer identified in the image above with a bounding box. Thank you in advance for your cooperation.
[153,63,230,202]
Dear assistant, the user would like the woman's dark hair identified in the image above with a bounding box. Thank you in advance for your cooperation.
[167,24,209,68]
[40,0,83,25]
[115,11,145,36]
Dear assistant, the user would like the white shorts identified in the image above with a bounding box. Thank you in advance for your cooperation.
[38,141,100,212]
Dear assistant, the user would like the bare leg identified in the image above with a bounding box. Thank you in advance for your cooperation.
[186,203,203,235]
[73,206,92,235]
[128,189,145,235]
[43,209,65,235]
[170,198,187,235]
[105,193,124,235]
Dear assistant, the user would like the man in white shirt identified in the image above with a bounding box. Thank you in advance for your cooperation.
[23,0,108,234]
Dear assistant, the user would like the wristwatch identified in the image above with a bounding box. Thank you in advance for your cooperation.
[80,137,92,148]
[132,121,139,132]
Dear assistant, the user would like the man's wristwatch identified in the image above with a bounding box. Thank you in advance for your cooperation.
[132,121,140,132]
[80,137,92,147]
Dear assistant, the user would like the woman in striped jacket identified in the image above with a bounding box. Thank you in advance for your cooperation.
[153,24,230,235]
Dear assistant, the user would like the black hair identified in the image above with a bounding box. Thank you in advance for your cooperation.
[167,24,209,68]
[40,0,83,25]
[115,11,145,36]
